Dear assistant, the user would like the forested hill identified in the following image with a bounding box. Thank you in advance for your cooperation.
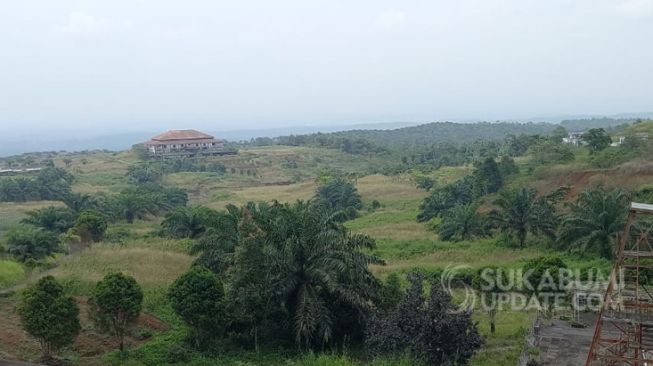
[560,117,644,132]
[247,121,558,151]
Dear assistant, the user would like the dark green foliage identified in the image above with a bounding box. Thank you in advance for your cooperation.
[62,193,100,214]
[250,122,556,152]
[6,225,59,261]
[437,204,487,241]
[22,206,75,233]
[18,276,81,360]
[527,139,575,165]
[497,155,519,177]
[185,201,382,349]
[0,166,73,202]
[225,209,270,351]
[551,126,568,140]
[413,175,435,191]
[89,272,143,351]
[127,163,163,184]
[168,266,226,348]
[588,144,643,168]
[558,188,630,259]
[161,206,219,239]
[188,206,240,274]
[314,177,363,220]
[377,273,403,313]
[582,128,612,153]
[72,210,108,242]
[636,186,653,204]
[110,185,187,223]
[260,202,380,348]
[472,157,503,196]
[366,273,483,366]
[490,188,560,248]
[126,159,227,185]
[417,176,474,222]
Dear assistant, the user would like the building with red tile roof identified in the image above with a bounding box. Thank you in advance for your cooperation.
[144,129,225,155]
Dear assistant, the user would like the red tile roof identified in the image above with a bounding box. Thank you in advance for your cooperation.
[151,129,214,141]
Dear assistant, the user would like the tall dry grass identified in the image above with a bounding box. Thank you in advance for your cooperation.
[52,245,193,289]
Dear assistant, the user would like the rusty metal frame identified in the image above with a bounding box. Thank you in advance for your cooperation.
[586,203,653,366]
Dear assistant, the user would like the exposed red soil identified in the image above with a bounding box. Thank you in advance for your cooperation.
[531,162,653,200]
[0,296,167,364]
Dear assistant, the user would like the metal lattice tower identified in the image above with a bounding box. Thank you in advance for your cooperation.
[586,202,653,366]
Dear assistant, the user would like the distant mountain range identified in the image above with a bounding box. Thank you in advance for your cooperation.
[1,113,651,157]
[0,122,419,157]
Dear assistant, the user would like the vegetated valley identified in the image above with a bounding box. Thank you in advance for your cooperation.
[1,119,653,366]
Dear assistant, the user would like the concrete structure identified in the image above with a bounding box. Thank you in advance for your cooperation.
[144,129,226,156]
[562,131,584,145]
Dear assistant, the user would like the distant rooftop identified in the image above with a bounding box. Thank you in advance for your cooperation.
[151,129,214,141]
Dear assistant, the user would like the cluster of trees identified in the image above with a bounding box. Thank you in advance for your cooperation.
[18,273,143,362]
[245,122,557,153]
[126,159,227,184]
[420,179,632,259]
[246,134,388,155]
[4,184,188,262]
[162,200,481,365]
[313,176,363,220]
[418,157,515,222]
[6,207,109,262]
[0,164,73,202]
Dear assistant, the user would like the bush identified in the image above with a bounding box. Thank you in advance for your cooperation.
[89,272,143,351]
[0,259,25,288]
[18,276,81,360]
[168,266,226,348]
[165,343,191,364]
[72,210,108,242]
[6,225,59,262]
[314,177,363,220]
[366,273,483,365]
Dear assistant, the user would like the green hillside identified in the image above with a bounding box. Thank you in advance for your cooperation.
[0,120,652,366]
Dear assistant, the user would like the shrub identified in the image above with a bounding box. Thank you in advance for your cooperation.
[6,225,59,262]
[72,210,108,242]
[89,272,144,351]
[367,273,482,365]
[168,266,226,348]
[18,276,80,361]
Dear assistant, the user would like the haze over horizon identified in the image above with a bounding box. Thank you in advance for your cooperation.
[1,0,653,135]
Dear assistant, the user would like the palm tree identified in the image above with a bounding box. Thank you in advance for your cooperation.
[62,193,98,214]
[265,203,382,348]
[490,188,557,248]
[22,206,75,233]
[161,206,218,238]
[112,192,156,224]
[438,204,486,241]
[558,188,630,259]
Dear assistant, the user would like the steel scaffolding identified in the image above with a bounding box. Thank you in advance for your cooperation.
[586,202,653,366]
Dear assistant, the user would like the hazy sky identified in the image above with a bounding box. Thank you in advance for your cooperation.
[1,0,652,134]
